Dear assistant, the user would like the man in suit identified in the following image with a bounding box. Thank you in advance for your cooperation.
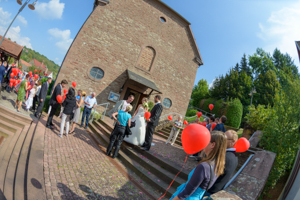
[34,77,52,118]
[46,79,68,129]
[0,61,6,99]
[107,95,135,119]
[142,95,163,151]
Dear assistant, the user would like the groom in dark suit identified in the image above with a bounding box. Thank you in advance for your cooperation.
[142,95,163,151]
[46,79,68,129]
[34,77,52,118]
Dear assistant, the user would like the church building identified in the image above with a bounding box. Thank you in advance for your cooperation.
[54,0,203,118]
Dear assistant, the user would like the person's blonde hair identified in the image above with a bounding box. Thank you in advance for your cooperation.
[126,105,133,112]
[227,130,238,143]
[37,81,41,86]
[142,97,148,103]
[199,131,227,177]
[81,91,87,97]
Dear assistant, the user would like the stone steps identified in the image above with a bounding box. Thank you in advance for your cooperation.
[0,105,36,200]
[89,119,189,199]
[154,128,182,146]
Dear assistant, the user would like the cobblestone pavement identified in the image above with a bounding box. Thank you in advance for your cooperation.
[42,116,149,200]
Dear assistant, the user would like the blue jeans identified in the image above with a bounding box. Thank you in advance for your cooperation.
[81,107,92,127]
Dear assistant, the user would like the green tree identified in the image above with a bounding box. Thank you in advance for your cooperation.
[191,79,209,107]
[240,53,251,76]
[248,48,276,75]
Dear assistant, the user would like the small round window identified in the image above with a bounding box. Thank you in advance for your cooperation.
[160,17,166,23]
[90,67,104,80]
[163,98,172,108]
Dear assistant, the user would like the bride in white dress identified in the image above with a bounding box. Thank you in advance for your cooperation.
[124,98,148,146]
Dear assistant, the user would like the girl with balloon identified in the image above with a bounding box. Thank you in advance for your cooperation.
[25,85,37,112]
[15,74,30,112]
[166,116,183,146]
[170,131,227,200]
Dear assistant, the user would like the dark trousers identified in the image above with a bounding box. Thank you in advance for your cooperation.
[81,107,92,127]
[32,95,39,110]
[106,125,126,158]
[143,124,156,150]
[46,103,59,126]
[35,98,44,117]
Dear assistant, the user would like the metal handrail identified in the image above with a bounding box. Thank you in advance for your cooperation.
[91,102,110,121]
[188,104,212,117]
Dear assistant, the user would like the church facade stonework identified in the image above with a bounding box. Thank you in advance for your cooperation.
[55,0,203,118]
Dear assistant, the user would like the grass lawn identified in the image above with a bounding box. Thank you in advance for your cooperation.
[184,116,204,122]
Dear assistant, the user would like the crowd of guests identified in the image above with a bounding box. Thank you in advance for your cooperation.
[45,80,97,138]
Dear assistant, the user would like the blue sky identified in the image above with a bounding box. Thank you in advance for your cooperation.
[0,0,299,87]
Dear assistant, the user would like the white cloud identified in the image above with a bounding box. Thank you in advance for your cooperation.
[48,28,73,51]
[258,0,300,66]
[0,26,32,48]
[0,7,32,48]
[35,0,65,20]
[209,78,217,89]
[0,7,11,26]
[17,15,27,25]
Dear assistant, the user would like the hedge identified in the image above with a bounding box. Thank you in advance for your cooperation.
[224,98,243,129]
[185,109,197,117]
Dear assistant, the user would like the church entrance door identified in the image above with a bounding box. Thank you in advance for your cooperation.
[123,88,141,115]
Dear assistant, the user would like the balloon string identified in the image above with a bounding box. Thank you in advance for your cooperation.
[158,155,188,200]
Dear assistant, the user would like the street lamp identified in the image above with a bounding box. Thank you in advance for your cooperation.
[0,0,37,47]
[248,88,257,115]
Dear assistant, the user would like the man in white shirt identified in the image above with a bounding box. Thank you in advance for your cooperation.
[107,95,134,118]
[81,92,98,129]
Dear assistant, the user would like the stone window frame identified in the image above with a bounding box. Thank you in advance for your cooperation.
[135,44,158,75]
[86,66,105,82]
[159,16,167,23]
[162,97,172,109]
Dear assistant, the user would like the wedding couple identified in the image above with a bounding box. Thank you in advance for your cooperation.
[108,94,163,151]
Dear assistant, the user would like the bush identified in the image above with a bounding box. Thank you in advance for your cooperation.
[201,98,215,113]
[246,78,300,191]
[148,101,154,112]
[185,109,197,117]
[224,98,243,129]
[213,99,225,117]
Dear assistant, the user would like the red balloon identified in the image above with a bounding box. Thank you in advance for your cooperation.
[9,83,13,87]
[39,70,41,73]
[197,112,202,118]
[144,112,151,120]
[56,95,62,103]
[29,71,32,75]
[63,94,66,101]
[10,73,14,78]
[211,123,217,130]
[202,122,207,127]
[168,115,172,120]
[181,124,211,154]
[209,104,214,111]
[234,137,250,153]
[30,74,33,78]
[64,89,68,94]
[34,74,38,79]
[72,81,77,88]
[10,79,15,83]
[34,69,37,73]
[183,120,188,125]
[27,81,30,85]
[27,85,31,90]
[19,66,21,69]
[14,72,18,77]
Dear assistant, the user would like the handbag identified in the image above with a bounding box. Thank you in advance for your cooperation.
[201,164,213,200]
[131,120,136,128]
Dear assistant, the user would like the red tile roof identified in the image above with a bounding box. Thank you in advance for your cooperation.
[20,59,32,67]
[0,35,23,59]
[32,59,46,69]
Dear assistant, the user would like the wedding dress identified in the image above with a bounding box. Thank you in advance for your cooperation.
[124,106,146,146]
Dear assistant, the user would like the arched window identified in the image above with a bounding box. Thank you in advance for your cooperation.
[137,46,156,71]
[163,98,172,108]
[90,67,104,80]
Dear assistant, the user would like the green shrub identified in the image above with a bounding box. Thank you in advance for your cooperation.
[42,95,52,112]
[185,109,197,117]
[91,111,101,121]
[225,98,243,128]
[213,99,225,117]
[201,98,216,113]
[148,101,154,112]
[246,79,300,191]
[245,105,273,130]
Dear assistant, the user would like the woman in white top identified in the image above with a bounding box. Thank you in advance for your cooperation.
[25,85,37,112]
[124,97,148,146]
[32,81,42,111]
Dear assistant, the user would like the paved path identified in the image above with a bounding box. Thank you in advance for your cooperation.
[42,116,149,200]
